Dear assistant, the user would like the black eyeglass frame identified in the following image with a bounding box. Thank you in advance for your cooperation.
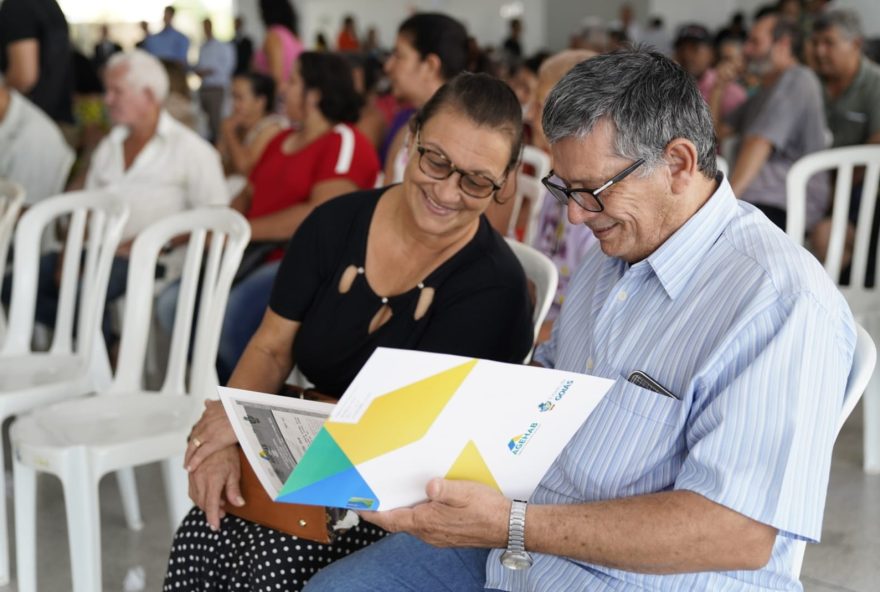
[414,131,505,199]
[541,159,645,212]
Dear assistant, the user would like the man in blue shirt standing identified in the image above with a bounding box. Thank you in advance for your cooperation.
[143,5,190,66]
[302,49,856,592]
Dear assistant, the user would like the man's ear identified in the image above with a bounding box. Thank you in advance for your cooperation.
[664,138,700,194]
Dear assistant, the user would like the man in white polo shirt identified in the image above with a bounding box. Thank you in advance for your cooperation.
[36,49,227,341]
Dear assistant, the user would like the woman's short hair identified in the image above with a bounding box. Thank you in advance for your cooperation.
[235,71,276,113]
[259,0,298,34]
[298,52,363,124]
[106,50,169,103]
[398,13,469,81]
[411,72,524,174]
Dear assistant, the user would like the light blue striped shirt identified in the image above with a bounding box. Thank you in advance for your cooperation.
[485,177,855,591]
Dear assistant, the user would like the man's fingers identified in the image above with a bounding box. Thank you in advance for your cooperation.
[426,478,472,507]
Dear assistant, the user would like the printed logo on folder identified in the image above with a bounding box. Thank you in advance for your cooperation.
[277,348,614,511]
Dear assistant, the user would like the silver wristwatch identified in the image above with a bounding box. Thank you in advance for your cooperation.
[500,499,533,570]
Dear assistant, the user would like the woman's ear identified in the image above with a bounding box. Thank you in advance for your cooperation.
[305,88,321,111]
[422,53,443,81]
[497,168,518,204]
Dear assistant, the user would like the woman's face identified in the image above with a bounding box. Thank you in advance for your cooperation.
[384,33,436,106]
[402,109,512,239]
[231,77,265,123]
[285,60,306,123]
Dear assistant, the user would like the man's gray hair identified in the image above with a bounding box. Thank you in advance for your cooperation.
[542,48,717,178]
[106,50,170,103]
[813,9,863,41]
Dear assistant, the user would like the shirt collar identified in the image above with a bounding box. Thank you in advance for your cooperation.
[644,173,739,300]
[108,109,175,143]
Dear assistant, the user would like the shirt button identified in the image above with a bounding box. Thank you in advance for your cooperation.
[617,290,627,302]
[586,357,594,371]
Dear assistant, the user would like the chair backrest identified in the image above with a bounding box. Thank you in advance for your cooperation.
[0,180,25,339]
[507,147,552,240]
[789,322,876,579]
[504,238,558,362]
[786,145,880,286]
[2,190,129,359]
[716,156,729,178]
[111,208,250,401]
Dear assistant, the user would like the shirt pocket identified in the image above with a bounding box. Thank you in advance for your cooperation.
[605,374,681,427]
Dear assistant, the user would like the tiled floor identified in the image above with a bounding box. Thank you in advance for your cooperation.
[0,404,876,591]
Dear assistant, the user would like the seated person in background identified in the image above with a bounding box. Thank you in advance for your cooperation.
[526,49,597,342]
[712,11,829,232]
[0,75,73,204]
[303,47,856,592]
[808,9,880,266]
[216,71,286,177]
[164,72,534,592]
[381,13,469,183]
[5,50,226,343]
[156,52,379,382]
[674,23,746,119]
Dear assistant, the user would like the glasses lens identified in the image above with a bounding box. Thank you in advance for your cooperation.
[543,176,570,206]
[419,149,452,180]
[571,190,603,212]
[460,174,495,198]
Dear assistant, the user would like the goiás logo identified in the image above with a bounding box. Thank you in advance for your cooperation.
[537,401,555,412]
[508,422,540,455]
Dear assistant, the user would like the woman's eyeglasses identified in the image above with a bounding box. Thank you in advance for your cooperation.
[541,159,645,212]
[415,132,504,199]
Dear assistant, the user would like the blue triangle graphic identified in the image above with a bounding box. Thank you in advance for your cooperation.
[276,465,380,510]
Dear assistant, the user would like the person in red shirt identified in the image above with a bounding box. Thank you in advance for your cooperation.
[336,14,360,52]
[155,51,379,379]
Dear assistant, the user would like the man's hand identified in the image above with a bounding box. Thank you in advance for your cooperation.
[188,445,244,531]
[361,478,510,548]
[185,400,238,472]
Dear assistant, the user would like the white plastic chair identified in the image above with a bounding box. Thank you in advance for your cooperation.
[786,145,880,471]
[716,155,729,178]
[790,322,876,579]
[0,179,25,342]
[505,238,558,363]
[11,207,250,592]
[0,190,128,586]
[507,146,552,241]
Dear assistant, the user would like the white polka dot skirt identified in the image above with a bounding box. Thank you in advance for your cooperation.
[163,507,387,591]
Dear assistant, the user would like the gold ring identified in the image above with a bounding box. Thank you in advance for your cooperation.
[191,437,203,449]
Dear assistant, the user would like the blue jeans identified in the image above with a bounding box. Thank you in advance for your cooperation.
[156,260,280,383]
[303,533,500,592]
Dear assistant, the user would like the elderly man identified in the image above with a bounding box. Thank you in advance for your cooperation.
[302,49,855,592]
[33,49,226,340]
[713,11,829,232]
[0,77,73,204]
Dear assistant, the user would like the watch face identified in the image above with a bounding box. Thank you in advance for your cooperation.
[500,550,533,570]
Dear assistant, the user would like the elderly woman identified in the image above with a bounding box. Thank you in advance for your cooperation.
[163,72,534,592]
[217,71,286,177]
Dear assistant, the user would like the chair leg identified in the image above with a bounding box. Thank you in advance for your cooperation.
[115,467,144,531]
[12,455,37,592]
[61,451,103,592]
[865,366,880,473]
[0,436,10,587]
[161,455,191,531]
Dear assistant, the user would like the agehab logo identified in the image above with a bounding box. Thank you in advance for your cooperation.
[508,422,540,455]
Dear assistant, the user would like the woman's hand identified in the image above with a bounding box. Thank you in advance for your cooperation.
[188,445,245,531]
[185,400,239,472]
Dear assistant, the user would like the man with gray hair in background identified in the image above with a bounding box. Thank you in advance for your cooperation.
[30,49,226,342]
[302,48,855,592]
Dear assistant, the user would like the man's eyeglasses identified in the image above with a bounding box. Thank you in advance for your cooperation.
[415,132,504,199]
[541,159,645,212]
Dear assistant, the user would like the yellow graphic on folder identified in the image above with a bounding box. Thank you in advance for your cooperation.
[445,440,501,491]
[326,359,477,464]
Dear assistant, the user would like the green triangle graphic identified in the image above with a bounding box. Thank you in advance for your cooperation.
[280,427,353,496]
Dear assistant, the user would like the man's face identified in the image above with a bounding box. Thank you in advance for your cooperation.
[550,120,676,264]
[744,15,776,76]
[812,25,861,78]
[675,41,714,78]
[103,65,156,126]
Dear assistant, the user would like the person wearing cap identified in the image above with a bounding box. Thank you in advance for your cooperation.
[675,23,746,119]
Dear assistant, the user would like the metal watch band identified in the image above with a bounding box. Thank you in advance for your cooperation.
[507,499,528,551]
